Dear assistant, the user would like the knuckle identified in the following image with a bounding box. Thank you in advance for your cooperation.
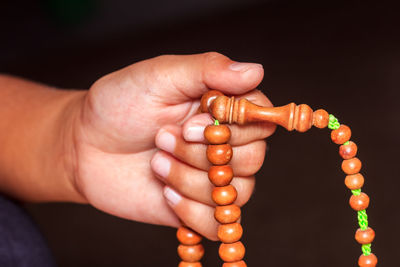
[202,51,224,62]
[232,176,255,207]
[235,140,266,176]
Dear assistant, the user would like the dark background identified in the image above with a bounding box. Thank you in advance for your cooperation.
[1,0,398,266]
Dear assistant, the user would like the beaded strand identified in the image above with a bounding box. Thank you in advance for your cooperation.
[176,225,204,267]
[328,114,377,267]
[174,90,379,267]
[205,120,247,267]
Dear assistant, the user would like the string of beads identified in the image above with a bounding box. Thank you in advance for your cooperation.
[175,91,378,266]
[176,226,204,266]
[205,120,246,267]
[327,115,377,267]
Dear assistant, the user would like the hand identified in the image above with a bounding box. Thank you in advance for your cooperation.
[71,52,276,240]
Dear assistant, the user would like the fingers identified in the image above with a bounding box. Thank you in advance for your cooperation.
[182,90,276,145]
[163,186,220,241]
[151,151,255,207]
[124,52,264,103]
[155,126,266,177]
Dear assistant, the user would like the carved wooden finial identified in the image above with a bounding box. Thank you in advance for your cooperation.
[200,90,314,132]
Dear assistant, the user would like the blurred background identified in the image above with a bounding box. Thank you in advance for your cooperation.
[1,0,398,266]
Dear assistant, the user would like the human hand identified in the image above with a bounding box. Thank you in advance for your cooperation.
[71,52,276,240]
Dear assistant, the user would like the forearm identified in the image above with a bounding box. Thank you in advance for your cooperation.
[0,74,87,203]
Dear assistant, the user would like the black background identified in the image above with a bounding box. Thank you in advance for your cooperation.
[1,0,398,266]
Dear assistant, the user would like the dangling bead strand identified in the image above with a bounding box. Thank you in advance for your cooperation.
[197,91,378,266]
[176,226,204,266]
[204,120,247,267]
[328,114,378,267]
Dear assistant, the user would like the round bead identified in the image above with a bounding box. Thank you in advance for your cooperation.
[218,223,243,243]
[355,227,375,244]
[208,165,234,186]
[223,261,247,267]
[342,157,362,175]
[177,227,202,245]
[219,241,245,262]
[331,124,351,144]
[215,204,241,224]
[200,90,224,113]
[179,262,202,267]
[206,144,233,165]
[178,244,204,262]
[312,109,329,128]
[212,185,237,205]
[358,253,378,267]
[204,124,231,144]
[345,173,365,190]
[350,192,370,211]
[339,141,358,159]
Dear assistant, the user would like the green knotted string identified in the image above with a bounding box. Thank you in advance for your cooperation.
[330,114,372,256]
[328,114,341,130]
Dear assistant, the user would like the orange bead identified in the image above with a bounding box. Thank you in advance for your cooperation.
[208,165,234,186]
[355,227,375,244]
[342,157,362,175]
[177,227,202,245]
[219,241,245,262]
[179,262,202,267]
[223,261,247,267]
[200,90,224,113]
[218,223,243,243]
[212,185,237,205]
[215,204,241,224]
[312,109,329,128]
[358,253,378,267]
[207,144,233,165]
[350,192,370,211]
[331,125,351,144]
[339,141,358,159]
[345,173,365,190]
[178,244,204,262]
[204,124,231,144]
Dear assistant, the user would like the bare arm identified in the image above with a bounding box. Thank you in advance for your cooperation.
[0,75,86,202]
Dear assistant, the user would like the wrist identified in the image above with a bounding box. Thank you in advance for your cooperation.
[0,75,89,203]
[57,90,89,203]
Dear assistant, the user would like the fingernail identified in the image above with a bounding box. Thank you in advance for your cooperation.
[184,125,205,142]
[164,186,182,206]
[156,130,176,153]
[151,153,171,179]
[229,62,263,72]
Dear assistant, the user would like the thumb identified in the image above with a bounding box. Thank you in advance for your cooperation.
[126,52,264,104]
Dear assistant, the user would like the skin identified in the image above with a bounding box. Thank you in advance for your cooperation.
[0,52,275,240]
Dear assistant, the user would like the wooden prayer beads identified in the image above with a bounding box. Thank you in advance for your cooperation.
[176,226,204,266]
[173,90,378,266]
[355,228,375,244]
[208,165,234,186]
[329,116,377,266]
[212,185,238,205]
[215,204,241,224]
[204,122,247,266]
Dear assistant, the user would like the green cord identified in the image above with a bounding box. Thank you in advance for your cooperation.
[214,120,219,126]
[358,210,369,230]
[329,114,372,257]
[328,114,340,130]
[351,189,361,196]
[362,244,372,256]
